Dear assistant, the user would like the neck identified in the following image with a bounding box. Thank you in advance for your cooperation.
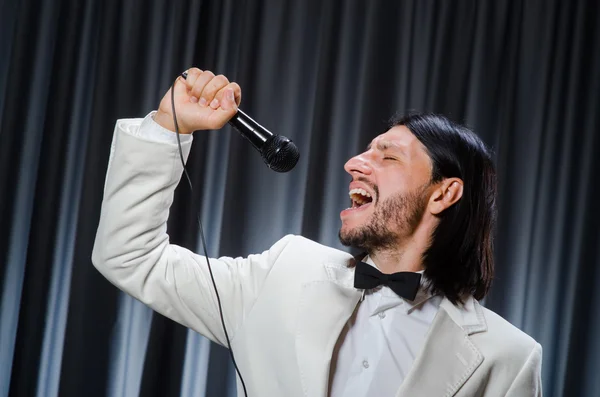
[369,226,432,274]
[369,247,423,274]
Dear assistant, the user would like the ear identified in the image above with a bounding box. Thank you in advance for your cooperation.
[429,178,464,215]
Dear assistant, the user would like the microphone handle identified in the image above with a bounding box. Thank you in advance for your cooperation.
[180,71,270,151]
[228,109,272,151]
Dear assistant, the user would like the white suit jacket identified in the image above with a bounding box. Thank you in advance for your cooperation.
[92,121,543,397]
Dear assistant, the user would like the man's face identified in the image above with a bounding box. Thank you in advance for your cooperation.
[339,125,434,251]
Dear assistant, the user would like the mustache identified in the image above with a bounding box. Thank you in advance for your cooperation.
[356,176,379,202]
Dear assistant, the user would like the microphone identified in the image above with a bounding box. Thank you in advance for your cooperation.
[180,71,300,173]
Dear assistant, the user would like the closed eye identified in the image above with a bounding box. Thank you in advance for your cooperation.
[383,157,397,161]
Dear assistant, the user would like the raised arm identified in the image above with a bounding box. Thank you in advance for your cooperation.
[92,69,290,345]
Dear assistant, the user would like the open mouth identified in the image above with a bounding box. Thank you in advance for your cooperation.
[349,188,373,209]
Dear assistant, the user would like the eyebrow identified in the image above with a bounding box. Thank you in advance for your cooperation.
[366,140,407,156]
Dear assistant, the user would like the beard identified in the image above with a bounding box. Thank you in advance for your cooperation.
[339,185,429,253]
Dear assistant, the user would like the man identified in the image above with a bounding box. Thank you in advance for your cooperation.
[93,68,542,396]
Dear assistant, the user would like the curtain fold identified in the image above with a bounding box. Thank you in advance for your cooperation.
[1,1,598,396]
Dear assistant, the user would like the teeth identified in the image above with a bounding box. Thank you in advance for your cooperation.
[348,187,373,209]
[348,188,372,199]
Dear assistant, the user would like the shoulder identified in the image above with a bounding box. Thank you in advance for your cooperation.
[476,304,541,363]
[481,305,537,346]
[263,235,355,285]
[273,234,353,264]
[442,296,540,365]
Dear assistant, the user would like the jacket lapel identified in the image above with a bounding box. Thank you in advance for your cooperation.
[295,261,362,397]
[396,296,487,397]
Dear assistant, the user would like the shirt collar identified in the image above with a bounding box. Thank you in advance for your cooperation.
[363,256,438,315]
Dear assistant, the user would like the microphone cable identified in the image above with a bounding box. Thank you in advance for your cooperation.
[170,75,249,397]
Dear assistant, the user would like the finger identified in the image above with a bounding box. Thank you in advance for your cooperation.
[172,76,189,99]
[170,71,197,104]
[200,74,229,109]
[183,67,202,90]
[190,70,215,104]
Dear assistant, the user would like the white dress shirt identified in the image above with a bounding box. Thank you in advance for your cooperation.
[329,257,442,397]
[117,111,192,144]
[124,113,443,396]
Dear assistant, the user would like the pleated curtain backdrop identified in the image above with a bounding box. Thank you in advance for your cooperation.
[1,1,599,396]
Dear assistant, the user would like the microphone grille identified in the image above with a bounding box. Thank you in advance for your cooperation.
[261,135,300,173]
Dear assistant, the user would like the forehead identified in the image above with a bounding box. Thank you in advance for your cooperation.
[368,125,425,155]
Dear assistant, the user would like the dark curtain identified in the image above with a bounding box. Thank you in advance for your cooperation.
[1,0,599,396]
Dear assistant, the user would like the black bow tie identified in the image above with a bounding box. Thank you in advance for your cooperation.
[353,261,422,301]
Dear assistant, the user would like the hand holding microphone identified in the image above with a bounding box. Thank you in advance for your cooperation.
[155,68,240,133]
[154,68,299,172]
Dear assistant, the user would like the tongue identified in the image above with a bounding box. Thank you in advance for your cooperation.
[357,199,371,207]
[352,194,372,207]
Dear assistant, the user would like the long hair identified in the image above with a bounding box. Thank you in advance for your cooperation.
[391,113,497,304]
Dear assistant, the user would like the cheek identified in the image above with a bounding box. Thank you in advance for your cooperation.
[376,177,406,202]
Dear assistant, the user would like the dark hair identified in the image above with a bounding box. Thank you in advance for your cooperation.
[391,113,497,304]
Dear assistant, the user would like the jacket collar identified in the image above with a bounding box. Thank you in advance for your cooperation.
[396,303,485,396]
[440,295,488,335]
[295,255,488,397]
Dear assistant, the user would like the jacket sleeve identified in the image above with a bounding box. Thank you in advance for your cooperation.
[92,118,293,346]
[505,343,543,396]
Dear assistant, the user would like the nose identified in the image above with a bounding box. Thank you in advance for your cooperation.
[344,153,372,176]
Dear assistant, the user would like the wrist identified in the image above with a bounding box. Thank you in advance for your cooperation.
[153,110,191,134]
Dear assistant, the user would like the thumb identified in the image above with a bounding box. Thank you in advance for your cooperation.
[219,88,239,115]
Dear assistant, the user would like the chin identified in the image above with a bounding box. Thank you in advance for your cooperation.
[339,223,363,246]
[340,220,360,235]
